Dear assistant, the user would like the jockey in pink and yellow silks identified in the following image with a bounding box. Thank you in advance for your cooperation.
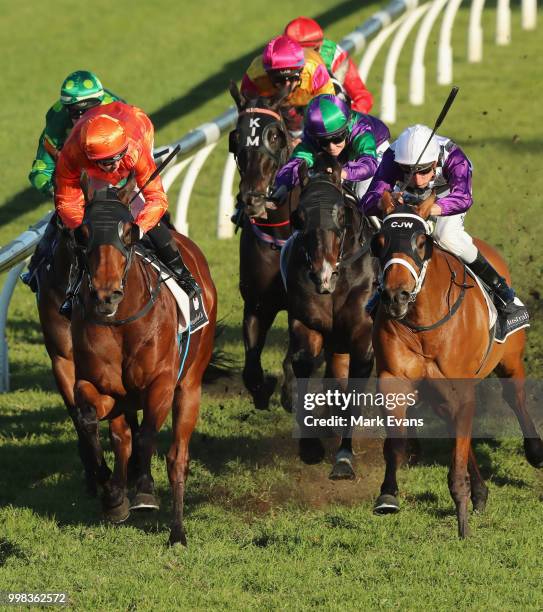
[241,35,334,133]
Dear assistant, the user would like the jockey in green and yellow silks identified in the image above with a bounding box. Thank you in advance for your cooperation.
[28,70,123,196]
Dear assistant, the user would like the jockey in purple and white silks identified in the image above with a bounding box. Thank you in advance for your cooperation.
[274,94,390,198]
[361,124,525,317]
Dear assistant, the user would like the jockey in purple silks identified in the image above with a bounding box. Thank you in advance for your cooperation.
[361,124,527,320]
[274,94,390,199]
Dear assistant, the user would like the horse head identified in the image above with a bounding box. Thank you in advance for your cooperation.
[370,194,434,319]
[229,81,291,219]
[76,171,140,317]
[291,153,359,294]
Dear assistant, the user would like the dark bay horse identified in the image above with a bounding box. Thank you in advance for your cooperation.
[370,196,543,538]
[282,156,376,478]
[68,176,216,546]
[229,83,296,409]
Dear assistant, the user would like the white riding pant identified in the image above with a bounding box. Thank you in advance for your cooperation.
[431,212,478,264]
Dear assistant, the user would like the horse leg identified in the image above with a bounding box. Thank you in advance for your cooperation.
[167,381,201,547]
[131,379,174,513]
[101,414,132,523]
[495,344,543,468]
[74,381,114,512]
[448,398,476,539]
[242,300,278,410]
[326,353,356,481]
[125,409,140,488]
[289,319,325,464]
[281,346,296,413]
[468,443,489,512]
[374,375,413,514]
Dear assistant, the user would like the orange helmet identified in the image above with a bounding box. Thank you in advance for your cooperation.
[80,114,128,160]
[284,17,324,48]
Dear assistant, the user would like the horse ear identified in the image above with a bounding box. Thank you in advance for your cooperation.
[229,80,245,111]
[379,191,396,216]
[298,160,310,189]
[117,170,137,205]
[414,190,436,220]
[80,171,94,204]
[119,220,141,246]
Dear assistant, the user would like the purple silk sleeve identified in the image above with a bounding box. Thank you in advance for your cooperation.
[360,148,400,215]
[437,147,473,216]
[275,157,303,190]
[344,155,378,182]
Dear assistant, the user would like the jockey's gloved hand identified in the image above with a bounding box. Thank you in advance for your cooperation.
[269,184,288,204]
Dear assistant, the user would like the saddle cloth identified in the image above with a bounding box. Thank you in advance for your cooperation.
[136,248,209,334]
[464,266,529,343]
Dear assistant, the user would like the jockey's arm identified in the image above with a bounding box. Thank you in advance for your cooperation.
[359,148,399,216]
[274,143,315,191]
[342,57,373,114]
[28,133,56,196]
[436,148,473,216]
[133,150,169,234]
[54,151,86,229]
[343,132,377,182]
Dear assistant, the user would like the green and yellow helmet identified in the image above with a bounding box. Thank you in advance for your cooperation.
[60,70,105,106]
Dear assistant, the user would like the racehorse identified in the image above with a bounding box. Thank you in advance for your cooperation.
[370,194,543,538]
[229,83,296,409]
[67,175,216,546]
[281,155,375,478]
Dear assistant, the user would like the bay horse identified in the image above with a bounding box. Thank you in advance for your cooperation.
[229,83,296,410]
[370,195,543,538]
[282,155,375,478]
[68,175,216,546]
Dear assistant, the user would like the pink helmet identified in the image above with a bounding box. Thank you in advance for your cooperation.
[262,35,305,75]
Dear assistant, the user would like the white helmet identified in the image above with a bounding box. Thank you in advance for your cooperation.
[392,124,440,168]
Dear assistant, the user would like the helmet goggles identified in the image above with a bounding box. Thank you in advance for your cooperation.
[316,128,348,147]
[67,98,101,121]
[95,147,128,168]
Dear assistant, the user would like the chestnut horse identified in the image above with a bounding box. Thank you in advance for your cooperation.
[229,84,296,409]
[370,197,543,538]
[69,177,216,546]
[282,156,375,478]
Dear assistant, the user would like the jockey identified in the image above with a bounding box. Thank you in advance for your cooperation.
[284,16,373,114]
[22,70,123,292]
[53,101,199,313]
[240,35,335,135]
[361,124,522,316]
[274,94,389,197]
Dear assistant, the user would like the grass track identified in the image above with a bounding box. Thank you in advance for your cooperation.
[1,2,543,609]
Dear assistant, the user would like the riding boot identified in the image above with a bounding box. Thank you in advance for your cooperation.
[59,259,82,319]
[147,221,200,299]
[20,215,58,293]
[468,251,516,313]
[365,289,381,319]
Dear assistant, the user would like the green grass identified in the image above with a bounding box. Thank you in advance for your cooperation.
[1,2,543,610]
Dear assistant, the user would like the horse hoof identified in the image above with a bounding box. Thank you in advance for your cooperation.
[103,497,130,524]
[85,476,98,498]
[471,487,489,513]
[299,438,325,464]
[524,438,543,468]
[374,494,400,515]
[329,458,355,480]
[253,376,277,410]
[168,526,187,547]
[130,492,160,512]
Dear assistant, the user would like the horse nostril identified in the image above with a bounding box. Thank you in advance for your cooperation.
[110,290,124,304]
[400,290,411,302]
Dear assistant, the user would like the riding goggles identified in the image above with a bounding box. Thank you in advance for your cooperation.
[269,70,302,86]
[95,148,128,166]
[398,163,434,176]
[317,129,349,147]
[67,99,101,121]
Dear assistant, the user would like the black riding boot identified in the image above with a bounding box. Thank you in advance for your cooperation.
[469,251,515,312]
[147,222,200,299]
[20,215,59,293]
[59,258,82,319]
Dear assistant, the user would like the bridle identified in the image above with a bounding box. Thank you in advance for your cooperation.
[372,210,472,331]
[229,106,291,201]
